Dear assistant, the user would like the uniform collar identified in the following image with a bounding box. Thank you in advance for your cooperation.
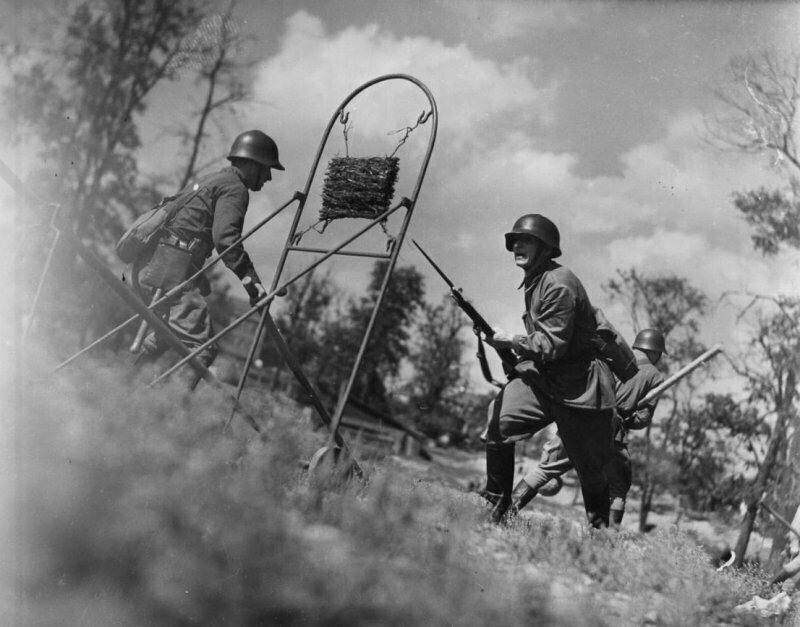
[518,259,558,291]
[225,165,248,185]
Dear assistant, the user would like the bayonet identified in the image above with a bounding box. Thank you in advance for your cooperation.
[413,240,517,384]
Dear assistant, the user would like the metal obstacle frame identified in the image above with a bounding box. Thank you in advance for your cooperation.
[26,73,437,474]
[21,74,438,472]
[230,73,439,468]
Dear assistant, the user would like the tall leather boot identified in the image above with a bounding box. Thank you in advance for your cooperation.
[509,479,538,516]
[485,442,515,524]
[583,486,611,529]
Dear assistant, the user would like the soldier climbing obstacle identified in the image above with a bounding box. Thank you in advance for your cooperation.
[132,130,284,387]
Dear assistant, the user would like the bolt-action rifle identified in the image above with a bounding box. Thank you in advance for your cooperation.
[412,240,516,387]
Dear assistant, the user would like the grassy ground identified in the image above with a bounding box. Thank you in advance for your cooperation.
[4,357,798,626]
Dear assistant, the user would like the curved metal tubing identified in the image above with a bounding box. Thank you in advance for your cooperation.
[241,74,438,465]
[148,199,410,387]
[230,74,439,413]
[319,75,438,451]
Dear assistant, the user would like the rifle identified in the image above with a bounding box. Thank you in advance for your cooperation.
[636,345,723,408]
[412,240,517,387]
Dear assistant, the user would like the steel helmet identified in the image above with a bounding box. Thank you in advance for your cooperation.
[504,214,561,258]
[632,328,667,355]
[227,130,284,170]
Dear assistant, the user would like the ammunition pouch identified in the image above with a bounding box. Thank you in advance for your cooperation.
[138,234,202,292]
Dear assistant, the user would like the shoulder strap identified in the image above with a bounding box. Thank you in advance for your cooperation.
[163,183,205,225]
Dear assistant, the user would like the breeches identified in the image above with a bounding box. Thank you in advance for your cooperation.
[485,377,613,514]
[142,285,218,367]
[523,435,573,489]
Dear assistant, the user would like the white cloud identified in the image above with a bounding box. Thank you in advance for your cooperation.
[441,0,591,41]
[237,9,800,391]
[239,9,565,295]
[251,11,558,151]
[603,228,795,296]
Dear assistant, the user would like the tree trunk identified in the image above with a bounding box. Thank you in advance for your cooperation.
[732,408,790,567]
[639,481,654,533]
[734,501,759,567]
[637,423,654,533]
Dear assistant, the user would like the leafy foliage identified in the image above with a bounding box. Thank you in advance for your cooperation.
[733,185,800,255]
[6,0,207,248]
[668,394,760,511]
[403,296,470,437]
[269,269,337,395]
[605,268,708,356]
[313,261,425,413]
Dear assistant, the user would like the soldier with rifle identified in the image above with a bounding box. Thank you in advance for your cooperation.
[415,225,724,530]
[415,217,616,527]
[480,214,617,528]
[132,130,283,387]
[511,328,667,527]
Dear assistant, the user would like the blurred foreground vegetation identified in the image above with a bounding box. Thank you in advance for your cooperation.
[5,355,795,626]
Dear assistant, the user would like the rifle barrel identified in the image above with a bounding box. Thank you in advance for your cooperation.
[413,238,518,379]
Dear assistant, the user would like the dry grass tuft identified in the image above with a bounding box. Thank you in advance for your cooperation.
[5,354,793,626]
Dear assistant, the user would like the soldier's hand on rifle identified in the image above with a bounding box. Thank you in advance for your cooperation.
[487,327,514,349]
[242,276,267,308]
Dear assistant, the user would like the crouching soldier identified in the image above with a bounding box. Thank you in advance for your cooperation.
[511,329,667,528]
[482,214,616,528]
[134,130,284,387]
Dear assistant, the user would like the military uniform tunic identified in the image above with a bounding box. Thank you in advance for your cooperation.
[485,260,616,526]
[139,167,260,371]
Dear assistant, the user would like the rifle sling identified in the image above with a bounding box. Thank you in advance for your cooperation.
[476,334,505,389]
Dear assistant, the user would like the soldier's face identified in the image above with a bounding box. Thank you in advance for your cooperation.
[241,161,271,191]
[511,235,545,271]
[251,165,272,191]
[646,350,662,366]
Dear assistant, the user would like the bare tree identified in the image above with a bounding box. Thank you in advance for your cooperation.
[707,49,800,569]
[705,50,800,170]
[724,294,800,569]
[170,2,253,189]
[706,50,800,256]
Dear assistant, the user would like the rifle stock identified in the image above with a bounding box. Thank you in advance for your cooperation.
[412,240,518,374]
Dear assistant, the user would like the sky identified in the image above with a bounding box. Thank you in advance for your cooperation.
[2,0,800,393]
